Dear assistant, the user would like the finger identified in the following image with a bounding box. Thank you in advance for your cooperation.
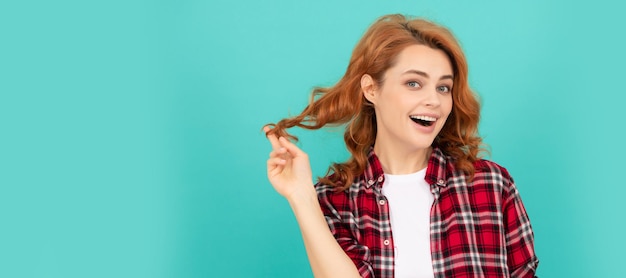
[263,126,282,151]
[270,147,287,158]
[278,136,306,157]
[267,156,287,166]
[267,157,286,176]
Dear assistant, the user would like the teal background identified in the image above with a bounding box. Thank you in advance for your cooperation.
[1,0,624,277]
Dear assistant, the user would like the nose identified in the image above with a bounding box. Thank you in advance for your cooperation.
[424,86,442,107]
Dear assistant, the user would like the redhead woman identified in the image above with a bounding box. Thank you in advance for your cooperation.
[264,14,538,278]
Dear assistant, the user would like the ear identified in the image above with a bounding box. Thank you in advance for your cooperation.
[361,74,377,104]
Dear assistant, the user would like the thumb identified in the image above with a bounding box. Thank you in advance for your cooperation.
[278,137,306,157]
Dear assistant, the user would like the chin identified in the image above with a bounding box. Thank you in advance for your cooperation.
[408,138,436,151]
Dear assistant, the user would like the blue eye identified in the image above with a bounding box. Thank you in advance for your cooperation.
[437,86,451,93]
[407,81,420,88]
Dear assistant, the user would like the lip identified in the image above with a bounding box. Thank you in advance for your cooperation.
[409,113,439,133]
[411,118,437,133]
[409,113,440,119]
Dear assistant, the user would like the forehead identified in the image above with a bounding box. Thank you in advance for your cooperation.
[387,44,453,77]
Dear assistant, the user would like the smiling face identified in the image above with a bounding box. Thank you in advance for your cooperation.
[362,44,454,154]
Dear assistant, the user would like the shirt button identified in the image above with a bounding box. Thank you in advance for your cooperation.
[383,239,390,246]
[378,199,386,205]
[367,179,375,185]
[377,176,384,182]
[437,179,445,185]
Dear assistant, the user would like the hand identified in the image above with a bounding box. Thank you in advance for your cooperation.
[264,126,315,201]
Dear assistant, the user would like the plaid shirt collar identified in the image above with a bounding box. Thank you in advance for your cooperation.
[361,146,450,189]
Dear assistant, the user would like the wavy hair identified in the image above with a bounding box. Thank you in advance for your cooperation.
[266,14,483,190]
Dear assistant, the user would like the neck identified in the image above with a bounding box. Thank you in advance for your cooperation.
[373,142,432,175]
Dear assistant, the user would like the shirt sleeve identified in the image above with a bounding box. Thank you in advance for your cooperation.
[317,186,375,278]
[502,180,540,278]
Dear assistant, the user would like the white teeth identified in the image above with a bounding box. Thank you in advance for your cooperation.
[410,115,437,122]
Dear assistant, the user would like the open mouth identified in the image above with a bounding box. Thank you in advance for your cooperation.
[410,115,437,127]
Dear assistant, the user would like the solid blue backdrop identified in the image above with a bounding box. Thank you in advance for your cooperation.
[1,0,624,277]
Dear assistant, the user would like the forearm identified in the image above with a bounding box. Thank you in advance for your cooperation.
[287,185,361,278]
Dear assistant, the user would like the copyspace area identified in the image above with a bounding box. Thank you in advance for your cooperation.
[1,0,624,277]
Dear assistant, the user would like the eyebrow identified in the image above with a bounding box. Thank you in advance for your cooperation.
[402,69,453,80]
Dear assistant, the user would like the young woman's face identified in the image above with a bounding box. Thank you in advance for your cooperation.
[363,44,454,152]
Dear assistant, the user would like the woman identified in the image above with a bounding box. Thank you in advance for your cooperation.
[264,14,538,278]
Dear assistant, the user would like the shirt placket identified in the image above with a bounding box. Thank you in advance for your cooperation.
[430,179,446,278]
[371,175,395,278]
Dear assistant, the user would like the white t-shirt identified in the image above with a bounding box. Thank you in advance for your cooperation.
[382,168,435,278]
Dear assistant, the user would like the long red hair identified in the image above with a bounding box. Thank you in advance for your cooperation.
[266,14,483,190]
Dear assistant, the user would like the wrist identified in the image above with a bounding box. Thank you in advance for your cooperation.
[286,182,318,207]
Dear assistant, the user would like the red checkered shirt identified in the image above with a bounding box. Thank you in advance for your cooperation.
[315,147,539,277]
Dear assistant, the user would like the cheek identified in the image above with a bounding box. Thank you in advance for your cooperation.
[443,96,453,115]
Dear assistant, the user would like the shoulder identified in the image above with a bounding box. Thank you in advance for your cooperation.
[469,159,519,196]
[314,171,365,195]
[314,173,368,208]
[314,181,339,196]
[314,179,350,205]
[473,159,513,181]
